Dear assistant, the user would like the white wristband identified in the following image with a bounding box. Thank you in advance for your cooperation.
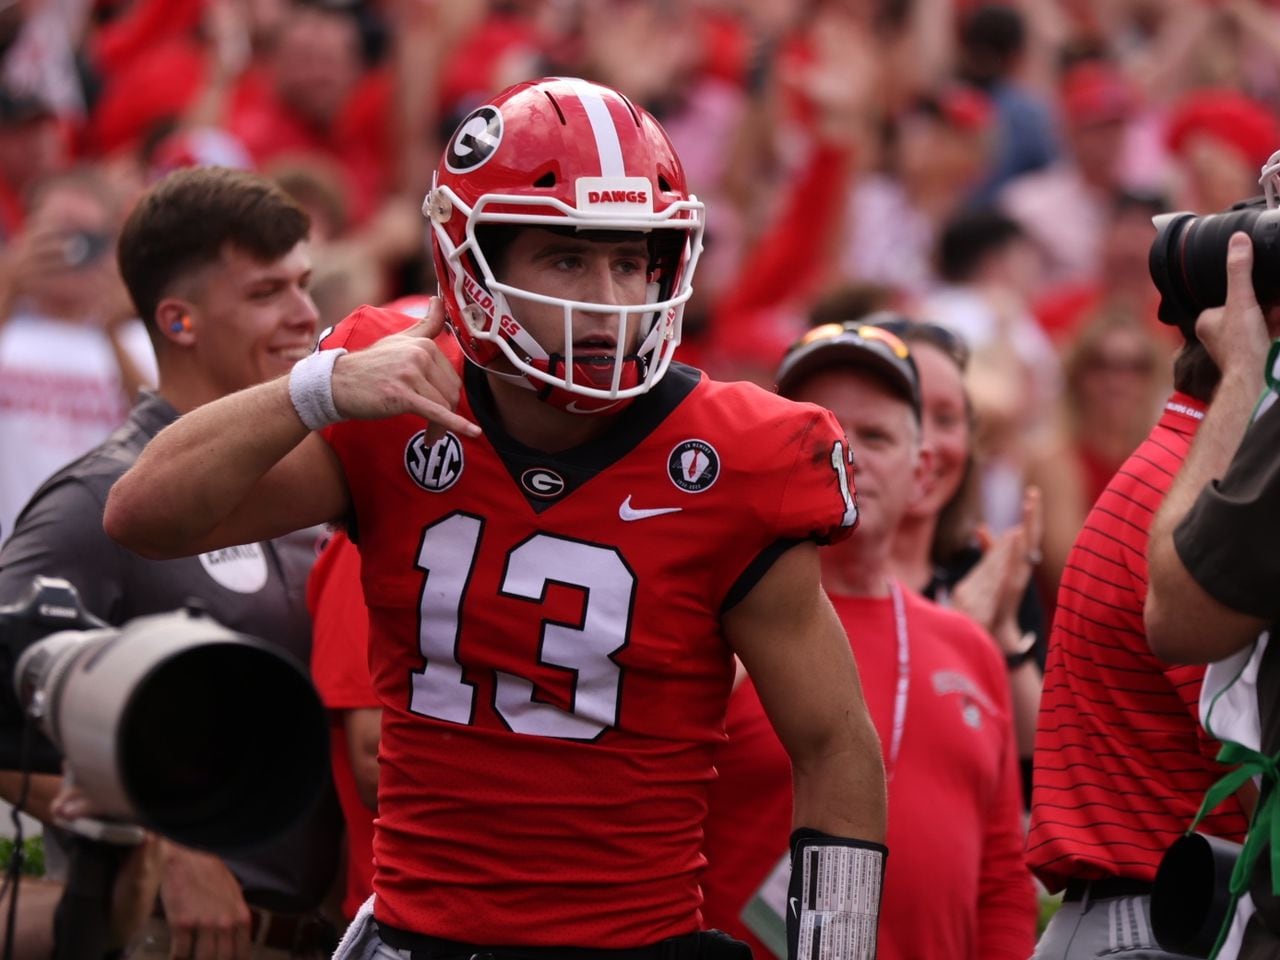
[289,348,348,431]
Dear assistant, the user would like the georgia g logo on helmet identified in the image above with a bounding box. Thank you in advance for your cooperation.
[445,106,503,173]
[428,77,706,416]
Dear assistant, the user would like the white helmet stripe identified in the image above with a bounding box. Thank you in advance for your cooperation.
[559,77,626,177]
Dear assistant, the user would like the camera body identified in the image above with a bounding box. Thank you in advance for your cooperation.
[0,577,105,772]
[1149,148,1280,338]
[1149,198,1280,337]
[1,576,329,855]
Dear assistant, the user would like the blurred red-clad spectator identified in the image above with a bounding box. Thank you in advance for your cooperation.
[1000,59,1139,285]
[1024,313,1169,608]
[434,3,541,130]
[224,2,390,224]
[0,87,70,239]
[307,529,378,922]
[838,86,995,300]
[1031,188,1177,348]
[1165,87,1280,213]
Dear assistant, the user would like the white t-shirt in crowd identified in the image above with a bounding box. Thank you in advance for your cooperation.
[0,312,156,545]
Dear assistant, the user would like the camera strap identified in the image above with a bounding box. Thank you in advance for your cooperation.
[1184,737,1280,959]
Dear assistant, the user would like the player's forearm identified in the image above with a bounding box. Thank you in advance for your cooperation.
[790,725,887,843]
[105,377,309,558]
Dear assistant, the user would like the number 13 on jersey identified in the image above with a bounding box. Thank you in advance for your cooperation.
[408,512,636,741]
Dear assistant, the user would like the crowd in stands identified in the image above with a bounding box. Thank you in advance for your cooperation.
[3,0,1280,957]
[6,0,1279,594]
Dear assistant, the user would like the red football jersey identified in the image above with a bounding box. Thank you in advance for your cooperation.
[319,306,858,947]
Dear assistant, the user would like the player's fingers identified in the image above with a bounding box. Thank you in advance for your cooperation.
[425,353,462,410]
[404,296,447,338]
[408,394,481,439]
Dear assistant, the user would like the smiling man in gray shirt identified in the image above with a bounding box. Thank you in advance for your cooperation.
[0,166,341,960]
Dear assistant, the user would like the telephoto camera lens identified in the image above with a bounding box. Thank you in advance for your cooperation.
[1149,198,1280,334]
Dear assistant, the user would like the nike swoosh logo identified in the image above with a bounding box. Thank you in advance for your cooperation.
[565,399,623,414]
[618,495,682,522]
[789,896,800,918]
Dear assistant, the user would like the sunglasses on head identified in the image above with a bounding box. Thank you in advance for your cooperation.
[794,321,913,361]
[865,317,970,371]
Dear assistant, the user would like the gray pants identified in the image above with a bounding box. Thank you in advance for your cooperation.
[1033,894,1199,959]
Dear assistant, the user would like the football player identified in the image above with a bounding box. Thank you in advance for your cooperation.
[106,77,887,959]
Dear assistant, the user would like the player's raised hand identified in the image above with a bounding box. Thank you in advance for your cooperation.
[331,297,480,439]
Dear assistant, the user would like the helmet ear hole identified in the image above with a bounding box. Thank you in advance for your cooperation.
[534,171,556,188]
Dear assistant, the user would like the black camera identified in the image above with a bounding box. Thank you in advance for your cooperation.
[0,576,329,855]
[1150,195,1280,337]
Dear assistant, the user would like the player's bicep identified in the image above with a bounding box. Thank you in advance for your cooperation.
[198,434,349,552]
[723,541,869,767]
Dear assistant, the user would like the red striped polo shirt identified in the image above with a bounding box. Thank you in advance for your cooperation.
[1027,393,1251,891]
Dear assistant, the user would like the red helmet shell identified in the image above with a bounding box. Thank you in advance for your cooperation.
[425,77,704,412]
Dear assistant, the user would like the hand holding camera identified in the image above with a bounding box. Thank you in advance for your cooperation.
[1149,148,1280,371]
[1193,232,1274,381]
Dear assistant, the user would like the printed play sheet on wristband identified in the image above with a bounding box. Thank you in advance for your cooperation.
[797,845,881,959]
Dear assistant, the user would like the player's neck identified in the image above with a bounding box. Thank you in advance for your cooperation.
[820,537,892,599]
[889,512,937,594]
[485,372,614,452]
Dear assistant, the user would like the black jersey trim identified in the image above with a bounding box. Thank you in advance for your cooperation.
[721,537,805,614]
[463,361,702,513]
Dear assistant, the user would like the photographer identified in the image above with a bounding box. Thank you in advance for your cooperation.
[1146,229,1280,959]
[0,166,341,960]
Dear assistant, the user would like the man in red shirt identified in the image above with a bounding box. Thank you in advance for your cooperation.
[702,321,1036,960]
[1028,323,1252,957]
[105,78,887,959]
[306,530,378,922]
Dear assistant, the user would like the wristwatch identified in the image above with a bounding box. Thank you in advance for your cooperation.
[1005,632,1038,670]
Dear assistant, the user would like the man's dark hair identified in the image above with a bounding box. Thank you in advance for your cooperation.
[117,166,310,336]
[1172,339,1220,403]
[958,4,1026,85]
[935,208,1026,284]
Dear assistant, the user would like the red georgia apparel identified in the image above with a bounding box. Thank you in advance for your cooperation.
[320,306,858,947]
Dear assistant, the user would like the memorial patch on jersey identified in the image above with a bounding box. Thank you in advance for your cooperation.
[520,467,566,500]
[405,430,464,492]
[667,439,720,493]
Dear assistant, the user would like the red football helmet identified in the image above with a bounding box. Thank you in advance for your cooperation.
[424,77,705,414]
